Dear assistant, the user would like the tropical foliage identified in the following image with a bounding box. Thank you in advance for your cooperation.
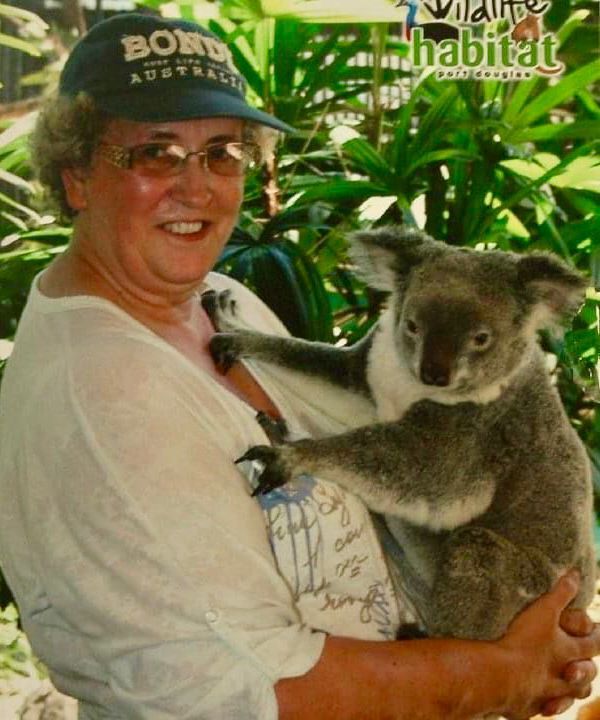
[0,603,45,680]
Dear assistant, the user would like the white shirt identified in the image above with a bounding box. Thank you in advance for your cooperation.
[0,272,402,719]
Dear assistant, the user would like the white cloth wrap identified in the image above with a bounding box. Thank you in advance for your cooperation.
[0,272,403,719]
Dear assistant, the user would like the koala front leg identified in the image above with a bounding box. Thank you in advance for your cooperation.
[245,425,427,508]
[246,417,493,531]
[210,331,372,395]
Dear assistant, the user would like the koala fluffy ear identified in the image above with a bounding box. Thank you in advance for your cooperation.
[517,253,588,327]
[349,226,441,292]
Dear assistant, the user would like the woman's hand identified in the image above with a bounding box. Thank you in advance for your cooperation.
[540,606,598,717]
[276,571,599,720]
[499,571,599,720]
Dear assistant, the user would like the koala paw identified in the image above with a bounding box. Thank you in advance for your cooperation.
[256,411,289,445]
[209,333,243,373]
[235,445,291,496]
[201,289,238,331]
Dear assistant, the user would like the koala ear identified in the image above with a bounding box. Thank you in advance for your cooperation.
[349,226,441,292]
[517,253,588,327]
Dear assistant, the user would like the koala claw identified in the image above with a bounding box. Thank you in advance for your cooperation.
[256,411,289,445]
[209,333,241,373]
[200,289,219,322]
[252,466,289,496]
[201,289,237,330]
[234,445,288,496]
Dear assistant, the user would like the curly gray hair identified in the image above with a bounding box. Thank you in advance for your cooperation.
[30,91,279,222]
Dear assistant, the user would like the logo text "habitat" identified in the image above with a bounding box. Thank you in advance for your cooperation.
[402,0,564,81]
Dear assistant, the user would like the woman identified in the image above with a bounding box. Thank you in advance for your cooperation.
[0,13,597,720]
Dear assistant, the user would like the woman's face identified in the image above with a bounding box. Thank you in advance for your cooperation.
[63,116,245,302]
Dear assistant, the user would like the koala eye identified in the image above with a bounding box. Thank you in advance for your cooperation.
[406,319,419,335]
[473,331,492,349]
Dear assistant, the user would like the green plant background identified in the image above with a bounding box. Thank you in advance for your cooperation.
[0,0,599,613]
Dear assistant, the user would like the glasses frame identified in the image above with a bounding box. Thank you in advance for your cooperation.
[96,141,261,177]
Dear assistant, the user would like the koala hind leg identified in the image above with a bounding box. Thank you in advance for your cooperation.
[426,526,555,641]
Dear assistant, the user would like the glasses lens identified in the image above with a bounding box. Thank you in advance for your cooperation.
[130,144,184,176]
[206,143,259,176]
[125,142,260,177]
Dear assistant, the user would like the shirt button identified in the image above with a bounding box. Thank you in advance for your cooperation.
[205,610,219,624]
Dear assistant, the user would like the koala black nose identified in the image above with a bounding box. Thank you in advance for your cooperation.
[420,363,450,387]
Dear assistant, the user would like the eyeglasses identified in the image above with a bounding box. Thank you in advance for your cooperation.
[96,141,261,177]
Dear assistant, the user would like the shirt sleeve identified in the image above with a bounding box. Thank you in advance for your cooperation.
[25,331,325,720]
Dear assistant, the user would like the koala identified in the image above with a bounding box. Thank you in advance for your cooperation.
[206,226,596,641]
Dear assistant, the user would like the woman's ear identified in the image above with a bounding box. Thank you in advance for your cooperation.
[61,167,89,212]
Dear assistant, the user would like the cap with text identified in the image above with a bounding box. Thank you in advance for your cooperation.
[59,13,293,132]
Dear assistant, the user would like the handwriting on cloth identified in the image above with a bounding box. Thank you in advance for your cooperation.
[255,474,399,638]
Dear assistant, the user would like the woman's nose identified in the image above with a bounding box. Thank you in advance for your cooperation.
[171,156,213,205]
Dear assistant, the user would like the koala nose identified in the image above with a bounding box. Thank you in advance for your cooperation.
[420,362,450,387]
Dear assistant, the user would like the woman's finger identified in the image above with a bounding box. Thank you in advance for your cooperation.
[563,659,597,685]
[561,609,596,637]
[535,572,581,621]
[540,696,574,716]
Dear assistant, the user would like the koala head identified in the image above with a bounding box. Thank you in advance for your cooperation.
[350,227,587,397]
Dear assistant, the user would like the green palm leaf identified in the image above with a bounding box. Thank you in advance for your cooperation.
[506,60,600,136]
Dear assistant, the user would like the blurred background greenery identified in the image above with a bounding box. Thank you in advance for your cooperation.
[0,0,599,619]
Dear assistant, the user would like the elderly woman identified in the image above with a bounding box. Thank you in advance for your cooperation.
[0,12,598,720]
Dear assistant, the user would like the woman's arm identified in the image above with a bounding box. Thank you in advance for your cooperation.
[276,572,599,720]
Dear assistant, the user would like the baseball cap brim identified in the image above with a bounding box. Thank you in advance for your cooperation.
[94,86,295,133]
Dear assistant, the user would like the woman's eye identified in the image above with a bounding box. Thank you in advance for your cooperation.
[140,144,171,159]
[209,144,236,161]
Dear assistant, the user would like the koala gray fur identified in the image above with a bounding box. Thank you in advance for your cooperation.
[207,226,596,641]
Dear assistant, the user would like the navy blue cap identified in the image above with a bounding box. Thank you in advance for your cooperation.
[59,13,294,133]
